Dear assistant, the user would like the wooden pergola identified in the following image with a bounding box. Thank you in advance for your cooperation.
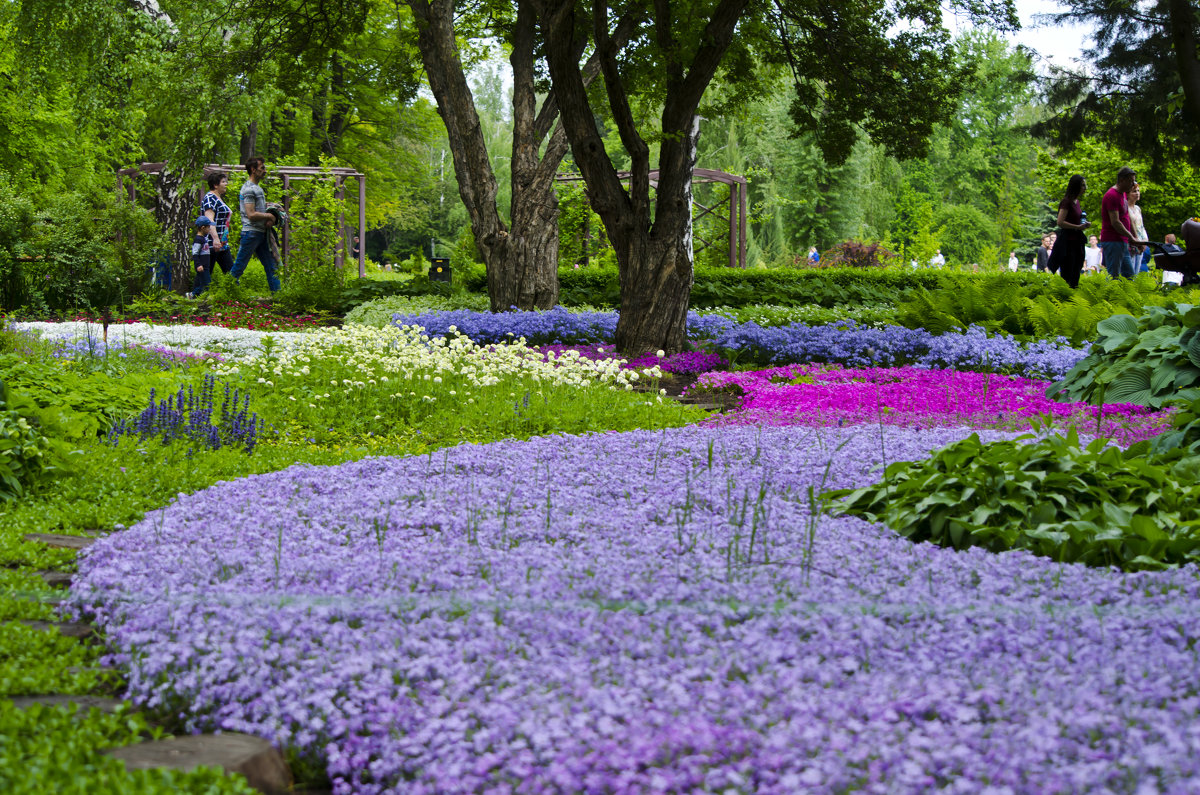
[116,162,368,277]
[556,168,749,268]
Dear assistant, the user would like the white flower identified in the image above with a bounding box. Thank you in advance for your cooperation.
[656,350,665,357]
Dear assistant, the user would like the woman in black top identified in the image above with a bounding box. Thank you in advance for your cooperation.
[1047,174,1092,288]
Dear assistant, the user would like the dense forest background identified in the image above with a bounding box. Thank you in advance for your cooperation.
[1,0,1198,286]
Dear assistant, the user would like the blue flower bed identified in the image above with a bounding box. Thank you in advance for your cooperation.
[390,309,1086,380]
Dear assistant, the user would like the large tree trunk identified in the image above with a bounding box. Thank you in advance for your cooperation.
[615,236,694,353]
[487,175,560,310]
[539,0,744,354]
[409,0,558,311]
[154,161,199,292]
[1167,0,1200,163]
[239,121,258,164]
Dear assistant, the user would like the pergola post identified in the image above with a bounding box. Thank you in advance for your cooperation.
[357,176,366,278]
[739,177,748,269]
[335,176,345,271]
[281,174,292,268]
[728,182,737,270]
[115,161,368,284]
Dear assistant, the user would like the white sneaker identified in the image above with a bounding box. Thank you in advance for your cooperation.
[185,292,194,299]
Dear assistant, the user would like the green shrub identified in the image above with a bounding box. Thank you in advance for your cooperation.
[0,178,38,311]
[14,190,166,314]
[0,408,56,500]
[344,293,491,327]
[336,270,476,315]
[1047,304,1200,407]
[818,240,896,269]
[830,429,1200,571]
[895,272,1186,344]
[275,163,345,313]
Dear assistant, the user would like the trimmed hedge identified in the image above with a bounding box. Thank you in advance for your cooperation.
[553,267,1077,309]
[360,265,1095,314]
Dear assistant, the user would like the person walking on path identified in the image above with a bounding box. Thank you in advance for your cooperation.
[1047,174,1091,288]
[201,171,234,275]
[1036,235,1052,272]
[189,216,213,298]
[1128,183,1151,273]
[1099,166,1148,279]
[1084,235,1103,273]
[231,156,280,292]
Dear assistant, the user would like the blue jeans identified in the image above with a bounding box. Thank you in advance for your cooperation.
[1100,241,1135,279]
[231,230,281,292]
[1138,247,1152,273]
[192,264,211,296]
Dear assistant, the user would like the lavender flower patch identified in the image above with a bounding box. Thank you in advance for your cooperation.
[38,335,223,366]
[388,311,1084,379]
[70,426,1200,793]
[710,321,1088,380]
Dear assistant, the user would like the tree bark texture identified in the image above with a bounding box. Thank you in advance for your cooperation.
[409,0,559,311]
[539,0,747,354]
[1167,0,1200,161]
[154,160,199,292]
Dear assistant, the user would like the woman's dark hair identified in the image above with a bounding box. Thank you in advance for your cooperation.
[206,171,227,190]
[1063,174,1086,203]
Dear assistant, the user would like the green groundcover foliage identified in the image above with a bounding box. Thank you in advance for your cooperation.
[896,273,1199,345]
[829,427,1200,572]
[1048,304,1200,407]
[0,701,255,794]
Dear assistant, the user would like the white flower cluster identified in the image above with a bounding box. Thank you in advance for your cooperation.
[206,323,661,391]
[11,321,312,354]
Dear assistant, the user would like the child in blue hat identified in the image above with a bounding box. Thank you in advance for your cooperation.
[189,215,213,298]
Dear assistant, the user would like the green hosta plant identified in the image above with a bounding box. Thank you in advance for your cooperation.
[0,409,57,500]
[1047,304,1200,407]
[828,428,1200,571]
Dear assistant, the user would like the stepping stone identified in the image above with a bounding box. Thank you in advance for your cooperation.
[20,620,96,640]
[680,401,724,411]
[104,733,293,794]
[8,695,124,713]
[23,533,96,550]
[38,571,73,588]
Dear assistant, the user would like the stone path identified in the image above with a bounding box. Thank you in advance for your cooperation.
[9,529,318,793]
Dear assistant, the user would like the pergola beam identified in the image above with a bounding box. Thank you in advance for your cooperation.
[555,167,748,268]
[116,162,368,277]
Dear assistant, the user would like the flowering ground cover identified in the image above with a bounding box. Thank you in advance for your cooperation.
[534,344,727,375]
[13,320,315,355]
[689,364,1170,444]
[386,309,1085,379]
[69,424,1200,793]
[44,301,336,331]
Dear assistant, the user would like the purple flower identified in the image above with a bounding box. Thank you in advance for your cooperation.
[68,425,1200,793]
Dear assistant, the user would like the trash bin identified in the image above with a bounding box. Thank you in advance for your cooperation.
[429,257,451,282]
[148,250,172,289]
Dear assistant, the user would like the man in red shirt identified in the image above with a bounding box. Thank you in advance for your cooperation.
[1099,166,1148,279]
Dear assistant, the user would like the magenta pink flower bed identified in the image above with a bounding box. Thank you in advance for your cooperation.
[689,364,1170,444]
